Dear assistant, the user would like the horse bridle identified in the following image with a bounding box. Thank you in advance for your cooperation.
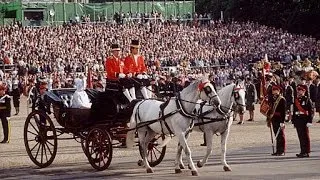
[201,83,219,106]
[232,86,246,108]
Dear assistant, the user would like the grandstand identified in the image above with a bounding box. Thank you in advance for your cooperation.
[0,0,195,26]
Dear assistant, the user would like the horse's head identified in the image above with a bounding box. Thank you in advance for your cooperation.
[198,78,221,107]
[232,81,246,113]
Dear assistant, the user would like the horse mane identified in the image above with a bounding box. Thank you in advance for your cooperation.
[218,83,235,99]
[180,80,201,97]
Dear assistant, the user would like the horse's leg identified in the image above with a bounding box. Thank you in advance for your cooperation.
[221,129,232,171]
[197,129,213,168]
[174,143,184,173]
[177,132,198,176]
[138,129,155,173]
[174,131,191,173]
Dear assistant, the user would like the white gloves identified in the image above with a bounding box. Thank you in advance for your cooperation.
[280,123,285,128]
[137,74,143,79]
[142,74,148,79]
[306,123,312,128]
[118,73,126,78]
[127,73,132,78]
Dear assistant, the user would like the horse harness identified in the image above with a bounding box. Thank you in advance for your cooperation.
[134,83,219,135]
[195,85,245,134]
[134,93,200,135]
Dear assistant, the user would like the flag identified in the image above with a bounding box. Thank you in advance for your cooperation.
[260,54,269,99]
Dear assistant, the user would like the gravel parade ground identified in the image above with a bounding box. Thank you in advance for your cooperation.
[0,97,320,180]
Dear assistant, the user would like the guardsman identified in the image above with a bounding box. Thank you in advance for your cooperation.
[292,84,314,158]
[0,83,11,143]
[174,78,184,94]
[267,85,286,156]
[307,79,317,109]
[166,76,175,97]
[124,40,151,99]
[283,77,294,122]
[265,73,277,104]
[156,76,168,99]
[245,77,257,122]
[11,77,22,115]
[105,43,134,102]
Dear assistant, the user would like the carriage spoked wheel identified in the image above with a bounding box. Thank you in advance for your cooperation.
[85,128,113,171]
[24,110,57,168]
[80,132,89,158]
[138,134,166,167]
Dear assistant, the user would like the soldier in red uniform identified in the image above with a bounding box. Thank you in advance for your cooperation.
[124,40,151,99]
[267,85,286,156]
[105,44,134,102]
[0,84,11,143]
[292,84,314,158]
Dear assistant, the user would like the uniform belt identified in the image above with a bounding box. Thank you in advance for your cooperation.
[295,111,307,115]
[0,107,7,110]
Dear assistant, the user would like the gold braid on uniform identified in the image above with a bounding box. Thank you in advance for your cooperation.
[267,95,284,121]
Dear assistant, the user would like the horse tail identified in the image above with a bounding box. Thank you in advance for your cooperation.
[126,103,140,149]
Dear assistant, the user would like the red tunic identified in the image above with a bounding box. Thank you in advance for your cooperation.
[105,56,125,80]
[123,54,147,75]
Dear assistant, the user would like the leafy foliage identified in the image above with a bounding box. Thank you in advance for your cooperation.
[196,0,320,39]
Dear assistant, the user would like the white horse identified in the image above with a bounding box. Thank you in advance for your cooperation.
[175,82,246,172]
[126,76,221,176]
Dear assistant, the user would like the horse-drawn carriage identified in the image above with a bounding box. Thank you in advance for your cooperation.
[23,86,166,171]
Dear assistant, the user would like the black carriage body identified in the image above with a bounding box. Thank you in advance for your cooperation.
[45,88,133,129]
[24,87,166,171]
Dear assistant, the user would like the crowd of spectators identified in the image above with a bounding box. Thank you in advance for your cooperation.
[0,18,319,88]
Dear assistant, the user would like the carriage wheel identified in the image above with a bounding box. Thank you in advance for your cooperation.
[24,110,57,168]
[81,137,88,158]
[85,128,113,171]
[139,134,166,167]
[80,132,89,158]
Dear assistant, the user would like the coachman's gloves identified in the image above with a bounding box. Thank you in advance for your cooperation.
[137,74,143,79]
[142,74,148,79]
[306,123,312,128]
[280,123,285,128]
[118,73,126,78]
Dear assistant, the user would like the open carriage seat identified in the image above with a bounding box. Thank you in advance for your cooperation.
[45,88,99,128]
[46,88,136,128]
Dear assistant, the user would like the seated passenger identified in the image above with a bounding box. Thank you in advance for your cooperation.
[72,78,92,109]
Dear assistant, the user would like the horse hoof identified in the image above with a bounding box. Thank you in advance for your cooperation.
[197,161,203,168]
[175,169,182,174]
[179,164,185,169]
[137,160,143,166]
[147,168,154,173]
[223,166,232,171]
[191,170,199,176]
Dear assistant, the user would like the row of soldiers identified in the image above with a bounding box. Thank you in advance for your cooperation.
[264,73,315,158]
